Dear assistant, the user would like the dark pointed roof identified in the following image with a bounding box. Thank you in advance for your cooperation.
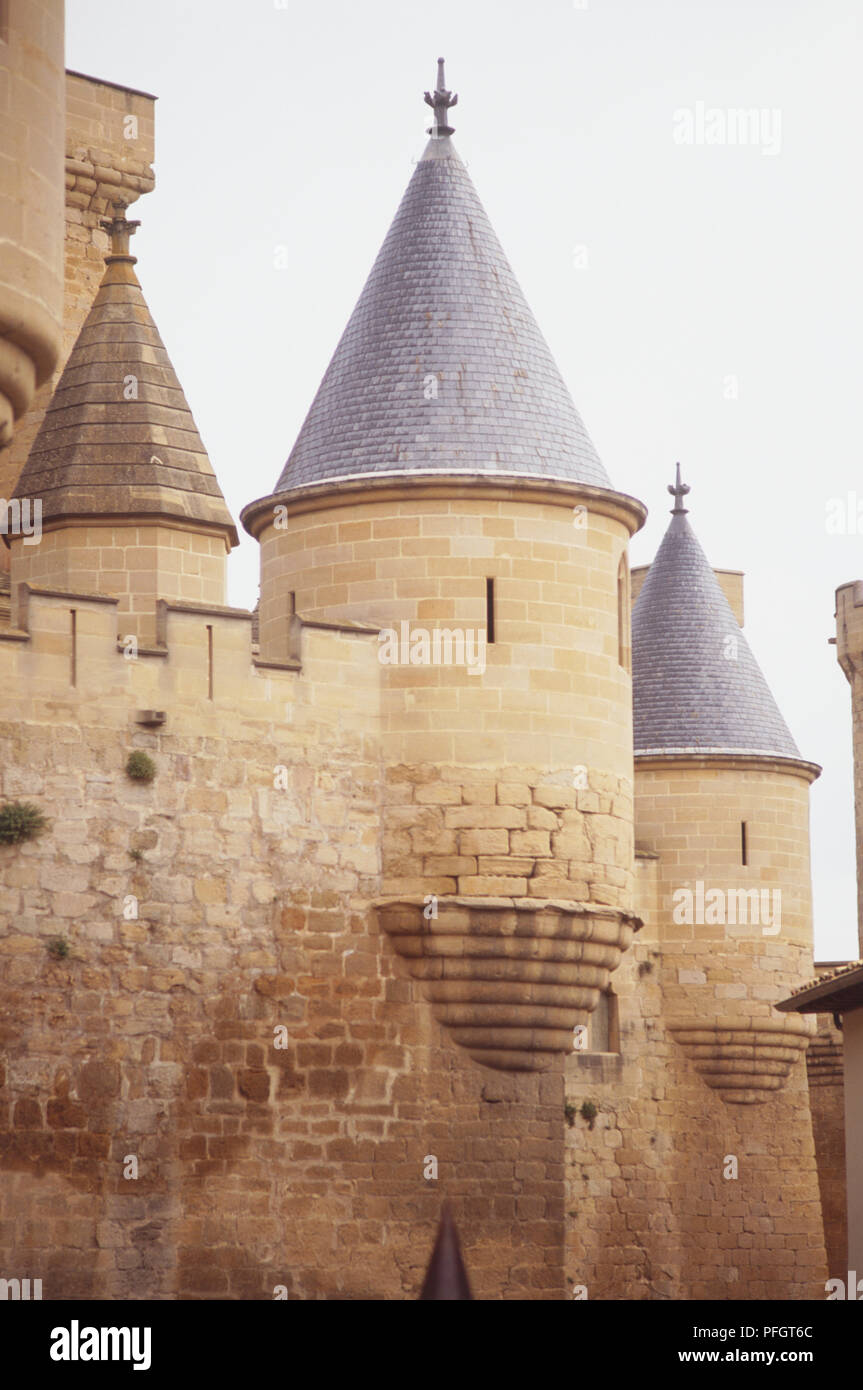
[419,1204,473,1300]
[632,469,800,760]
[13,208,238,544]
[273,62,611,495]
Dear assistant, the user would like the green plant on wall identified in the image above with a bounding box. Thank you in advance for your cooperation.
[580,1100,598,1130]
[125,751,156,782]
[0,800,49,844]
[564,1101,577,1128]
[46,937,70,960]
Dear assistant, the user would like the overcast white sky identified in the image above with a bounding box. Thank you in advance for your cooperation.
[66,0,862,960]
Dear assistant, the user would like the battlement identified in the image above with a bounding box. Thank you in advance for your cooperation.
[0,583,383,738]
[835,580,863,683]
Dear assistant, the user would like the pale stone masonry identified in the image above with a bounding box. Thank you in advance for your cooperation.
[0,56,835,1298]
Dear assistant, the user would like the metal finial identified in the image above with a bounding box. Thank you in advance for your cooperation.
[668,462,690,515]
[423,56,458,138]
[99,201,140,262]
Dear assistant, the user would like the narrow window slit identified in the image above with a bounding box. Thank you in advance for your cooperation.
[741,821,748,866]
[206,624,214,700]
[486,577,495,644]
[617,555,631,672]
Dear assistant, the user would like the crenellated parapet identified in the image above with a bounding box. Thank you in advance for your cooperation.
[835,581,863,685]
[0,584,381,735]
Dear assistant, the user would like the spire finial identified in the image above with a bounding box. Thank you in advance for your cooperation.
[99,200,140,264]
[423,56,458,138]
[668,462,690,515]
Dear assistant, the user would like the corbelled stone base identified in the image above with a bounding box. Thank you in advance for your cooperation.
[375,896,640,1072]
[669,1015,813,1104]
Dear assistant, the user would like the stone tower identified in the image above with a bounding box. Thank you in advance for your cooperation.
[0,0,65,446]
[242,59,645,1075]
[633,467,819,1097]
[835,579,863,952]
[0,57,833,1302]
[8,209,237,644]
[564,468,827,1298]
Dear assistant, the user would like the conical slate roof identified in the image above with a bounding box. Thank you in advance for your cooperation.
[274,74,610,494]
[632,473,800,759]
[13,211,238,543]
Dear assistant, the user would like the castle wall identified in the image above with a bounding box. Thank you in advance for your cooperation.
[0,17,837,1301]
[564,948,827,1298]
[0,586,568,1298]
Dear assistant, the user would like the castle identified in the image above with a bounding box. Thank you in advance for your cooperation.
[0,21,853,1299]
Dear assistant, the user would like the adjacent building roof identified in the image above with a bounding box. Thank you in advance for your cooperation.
[13,209,238,545]
[777,960,863,1014]
[632,468,801,760]
[273,62,611,495]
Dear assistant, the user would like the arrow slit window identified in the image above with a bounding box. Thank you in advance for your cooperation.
[617,555,631,672]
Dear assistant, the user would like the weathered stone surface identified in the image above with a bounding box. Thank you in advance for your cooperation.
[0,63,831,1309]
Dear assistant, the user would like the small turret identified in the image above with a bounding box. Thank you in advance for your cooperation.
[632,470,818,1102]
[8,205,237,644]
[835,579,863,953]
[243,63,646,1070]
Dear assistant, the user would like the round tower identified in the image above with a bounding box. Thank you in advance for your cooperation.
[835,578,863,953]
[0,0,65,445]
[242,63,645,1071]
[632,469,819,1102]
[7,208,238,645]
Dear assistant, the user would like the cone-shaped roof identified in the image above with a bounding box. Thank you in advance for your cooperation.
[13,209,238,544]
[273,62,611,495]
[632,468,800,759]
[419,1203,473,1300]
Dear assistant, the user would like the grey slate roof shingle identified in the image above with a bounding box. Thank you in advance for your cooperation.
[274,134,612,493]
[632,504,801,759]
[13,251,238,543]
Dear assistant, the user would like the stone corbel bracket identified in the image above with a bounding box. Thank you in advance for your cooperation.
[374,896,640,1072]
[669,1015,814,1104]
[66,146,155,218]
[805,1031,843,1087]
